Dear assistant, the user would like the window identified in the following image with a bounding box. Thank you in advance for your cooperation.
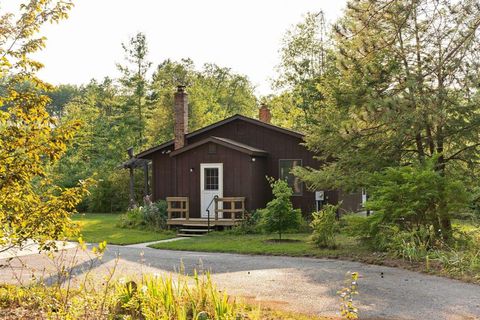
[279,159,303,195]
[204,168,219,190]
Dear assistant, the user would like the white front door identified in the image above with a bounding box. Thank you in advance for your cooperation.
[200,163,223,218]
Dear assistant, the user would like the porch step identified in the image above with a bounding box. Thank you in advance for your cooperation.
[176,233,206,237]
[176,223,214,237]
[179,228,213,233]
[179,223,216,228]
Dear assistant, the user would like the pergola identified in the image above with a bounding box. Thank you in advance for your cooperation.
[120,147,150,208]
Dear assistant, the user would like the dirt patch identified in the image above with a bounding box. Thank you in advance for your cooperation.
[0,308,44,320]
[263,239,302,243]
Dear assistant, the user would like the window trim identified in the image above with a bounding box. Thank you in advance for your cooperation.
[278,159,303,196]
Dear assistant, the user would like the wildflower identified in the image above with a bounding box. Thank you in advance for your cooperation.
[141,285,148,294]
[118,277,126,285]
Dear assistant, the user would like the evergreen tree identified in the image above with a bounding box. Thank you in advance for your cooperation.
[117,32,152,149]
[298,0,480,238]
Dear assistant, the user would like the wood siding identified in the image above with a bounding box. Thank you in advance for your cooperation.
[151,118,340,216]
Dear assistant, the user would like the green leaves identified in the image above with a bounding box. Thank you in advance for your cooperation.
[0,1,91,251]
[259,178,303,240]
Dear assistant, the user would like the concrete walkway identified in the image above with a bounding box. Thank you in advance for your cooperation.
[1,245,479,319]
[124,237,188,248]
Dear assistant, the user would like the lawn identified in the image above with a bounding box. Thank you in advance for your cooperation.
[150,222,480,284]
[150,232,372,259]
[71,213,175,245]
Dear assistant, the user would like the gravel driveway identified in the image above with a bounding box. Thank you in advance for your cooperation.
[1,244,479,319]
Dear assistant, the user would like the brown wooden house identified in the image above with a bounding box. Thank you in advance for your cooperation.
[137,86,362,229]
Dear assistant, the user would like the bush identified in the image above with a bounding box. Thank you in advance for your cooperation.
[142,200,168,229]
[310,204,339,248]
[118,200,168,231]
[366,160,468,241]
[258,178,303,240]
[118,207,144,229]
[229,210,262,234]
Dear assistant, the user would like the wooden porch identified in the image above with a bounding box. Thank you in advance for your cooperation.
[166,196,245,227]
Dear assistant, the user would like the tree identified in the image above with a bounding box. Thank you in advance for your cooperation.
[274,11,332,124]
[117,32,152,149]
[188,63,257,129]
[0,0,90,252]
[54,78,145,212]
[147,59,257,147]
[146,59,195,146]
[259,178,302,240]
[46,84,80,118]
[298,0,480,238]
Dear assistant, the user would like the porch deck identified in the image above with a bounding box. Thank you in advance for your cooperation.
[166,196,246,228]
[167,217,243,227]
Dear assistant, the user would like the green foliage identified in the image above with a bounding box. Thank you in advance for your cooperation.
[228,210,262,235]
[366,160,468,240]
[274,12,331,124]
[118,200,168,231]
[258,178,303,239]
[117,32,152,148]
[0,0,91,252]
[53,56,257,212]
[113,273,251,319]
[0,273,259,319]
[337,272,359,320]
[297,0,480,237]
[311,204,339,248]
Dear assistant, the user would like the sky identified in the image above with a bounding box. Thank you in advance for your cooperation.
[6,0,347,96]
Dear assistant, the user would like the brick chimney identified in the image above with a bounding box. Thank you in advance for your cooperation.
[174,85,188,150]
[259,103,271,124]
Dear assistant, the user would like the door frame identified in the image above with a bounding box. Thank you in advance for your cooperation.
[200,163,223,218]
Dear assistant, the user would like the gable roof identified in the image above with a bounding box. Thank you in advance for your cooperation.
[169,136,268,157]
[137,114,303,158]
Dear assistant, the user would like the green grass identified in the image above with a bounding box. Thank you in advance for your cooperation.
[150,232,371,258]
[71,213,175,245]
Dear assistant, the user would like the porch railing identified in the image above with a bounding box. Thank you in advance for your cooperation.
[166,197,189,221]
[214,197,246,221]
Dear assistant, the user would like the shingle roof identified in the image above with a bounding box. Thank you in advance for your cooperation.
[169,136,268,157]
[136,114,303,159]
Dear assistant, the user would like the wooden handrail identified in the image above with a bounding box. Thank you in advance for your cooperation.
[214,197,245,221]
[166,197,189,221]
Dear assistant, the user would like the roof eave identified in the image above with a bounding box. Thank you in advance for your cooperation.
[136,113,303,158]
[169,137,268,157]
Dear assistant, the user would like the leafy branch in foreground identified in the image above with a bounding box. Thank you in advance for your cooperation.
[0,0,91,251]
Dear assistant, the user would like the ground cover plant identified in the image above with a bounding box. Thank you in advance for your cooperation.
[72,213,175,245]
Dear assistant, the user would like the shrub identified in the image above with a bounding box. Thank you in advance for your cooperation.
[118,207,144,229]
[366,160,468,241]
[142,200,168,230]
[310,204,339,248]
[258,178,302,240]
[388,226,436,262]
[229,210,262,235]
[118,200,168,231]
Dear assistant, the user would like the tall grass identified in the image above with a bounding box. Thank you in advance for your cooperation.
[113,272,250,320]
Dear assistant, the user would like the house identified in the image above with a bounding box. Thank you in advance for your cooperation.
[137,86,362,229]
